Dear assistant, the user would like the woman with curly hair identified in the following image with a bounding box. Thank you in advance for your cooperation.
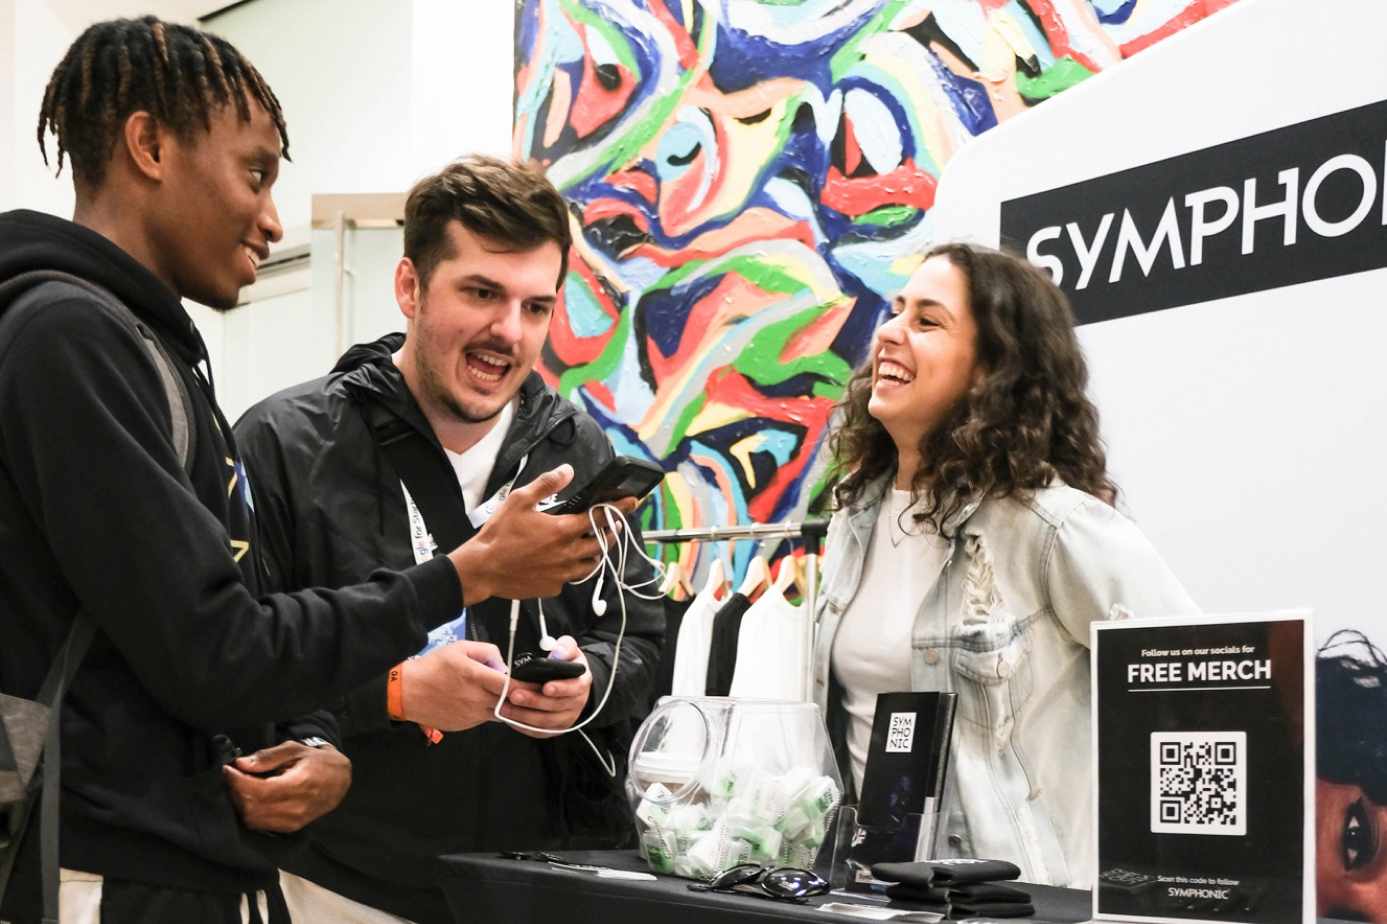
[811,242,1198,888]
[1316,630,1387,922]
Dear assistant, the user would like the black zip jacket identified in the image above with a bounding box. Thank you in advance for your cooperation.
[0,211,462,915]
[233,334,664,922]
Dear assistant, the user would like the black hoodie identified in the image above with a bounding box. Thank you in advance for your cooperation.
[233,335,664,922]
[0,210,462,913]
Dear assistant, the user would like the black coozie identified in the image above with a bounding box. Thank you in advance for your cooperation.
[872,858,1022,885]
[870,861,933,888]
[950,900,1036,918]
[885,883,951,903]
[949,882,1031,903]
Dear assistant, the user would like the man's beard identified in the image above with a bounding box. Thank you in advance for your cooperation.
[414,346,508,425]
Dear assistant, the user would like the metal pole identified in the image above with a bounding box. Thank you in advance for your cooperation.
[332,211,348,357]
[799,521,826,705]
[804,550,819,704]
[642,520,829,704]
[643,521,826,544]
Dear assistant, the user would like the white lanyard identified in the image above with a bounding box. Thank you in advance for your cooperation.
[400,453,528,565]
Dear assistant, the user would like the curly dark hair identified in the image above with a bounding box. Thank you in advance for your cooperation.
[829,241,1117,533]
[1318,629,1387,804]
[37,16,288,189]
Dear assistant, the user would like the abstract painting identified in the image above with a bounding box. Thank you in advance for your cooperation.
[514,0,1240,579]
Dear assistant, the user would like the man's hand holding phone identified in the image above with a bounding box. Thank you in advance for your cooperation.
[542,455,664,516]
[447,464,635,605]
[498,636,592,738]
[396,640,511,732]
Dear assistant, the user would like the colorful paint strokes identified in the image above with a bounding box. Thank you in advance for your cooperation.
[514,0,1241,580]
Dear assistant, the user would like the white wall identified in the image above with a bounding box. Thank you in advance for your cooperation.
[205,0,415,237]
[207,0,514,238]
[3,0,79,218]
[203,0,515,421]
[1,0,16,212]
[928,0,1386,639]
[410,0,515,164]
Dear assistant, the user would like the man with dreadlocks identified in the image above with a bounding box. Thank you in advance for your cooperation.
[0,16,612,924]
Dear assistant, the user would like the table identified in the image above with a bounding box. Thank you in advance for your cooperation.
[439,850,1091,924]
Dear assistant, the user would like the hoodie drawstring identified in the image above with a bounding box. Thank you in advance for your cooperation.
[184,324,247,464]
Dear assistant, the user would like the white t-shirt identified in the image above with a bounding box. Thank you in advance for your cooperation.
[670,578,728,697]
[417,399,516,654]
[830,488,951,793]
[443,399,516,512]
[728,582,807,701]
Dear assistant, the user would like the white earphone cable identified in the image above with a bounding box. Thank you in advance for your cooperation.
[493,501,667,776]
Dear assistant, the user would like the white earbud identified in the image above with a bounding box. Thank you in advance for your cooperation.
[538,607,557,651]
[591,561,610,616]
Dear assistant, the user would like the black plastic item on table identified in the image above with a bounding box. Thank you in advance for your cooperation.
[948,882,1031,903]
[687,864,831,904]
[884,883,951,903]
[950,900,1037,918]
[872,858,1022,885]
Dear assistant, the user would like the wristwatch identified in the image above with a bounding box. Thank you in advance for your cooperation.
[297,736,332,749]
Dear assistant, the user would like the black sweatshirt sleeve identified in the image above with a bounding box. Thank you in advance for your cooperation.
[0,298,460,731]
[235,391,398,739]
[237,392,346,750]
[276,711,342,749]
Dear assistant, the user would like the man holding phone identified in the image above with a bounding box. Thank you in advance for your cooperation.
[233,156,664,923]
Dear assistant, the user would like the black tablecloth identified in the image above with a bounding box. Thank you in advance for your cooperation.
[439,850,1093,924]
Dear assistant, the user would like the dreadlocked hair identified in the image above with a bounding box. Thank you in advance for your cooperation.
[36,15,289,188]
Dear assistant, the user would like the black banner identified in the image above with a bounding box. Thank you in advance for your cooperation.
[1000,98,1387,325]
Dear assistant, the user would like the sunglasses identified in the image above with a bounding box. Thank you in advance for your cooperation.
[687,863,831,903]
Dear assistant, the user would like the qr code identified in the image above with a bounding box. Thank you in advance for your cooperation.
[886,712,916,753]
[1149,731,1246,836]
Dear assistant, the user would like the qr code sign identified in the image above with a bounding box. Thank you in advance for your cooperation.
[1149,731,1246,836]
[886,712,916,753]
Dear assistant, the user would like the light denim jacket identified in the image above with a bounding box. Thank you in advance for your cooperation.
[812,479,1199,888]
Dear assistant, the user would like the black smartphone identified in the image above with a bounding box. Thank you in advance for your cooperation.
[510,651,587,683]
[544,455,664,516]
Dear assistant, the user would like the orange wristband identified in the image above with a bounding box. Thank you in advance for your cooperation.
[387,662,443,744]
[387,663,405,721]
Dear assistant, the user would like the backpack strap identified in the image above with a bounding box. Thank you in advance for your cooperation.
[0,271,195,471]
[359,401,476,554]
[0,270,192,920]
[35,622,95,924]
[0,620,95,924]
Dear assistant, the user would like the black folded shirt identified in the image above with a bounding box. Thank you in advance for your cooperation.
[949,882,1030,903]
[885,883,951,904]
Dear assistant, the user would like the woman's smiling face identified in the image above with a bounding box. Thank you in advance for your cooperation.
[1318,779,1387,921]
